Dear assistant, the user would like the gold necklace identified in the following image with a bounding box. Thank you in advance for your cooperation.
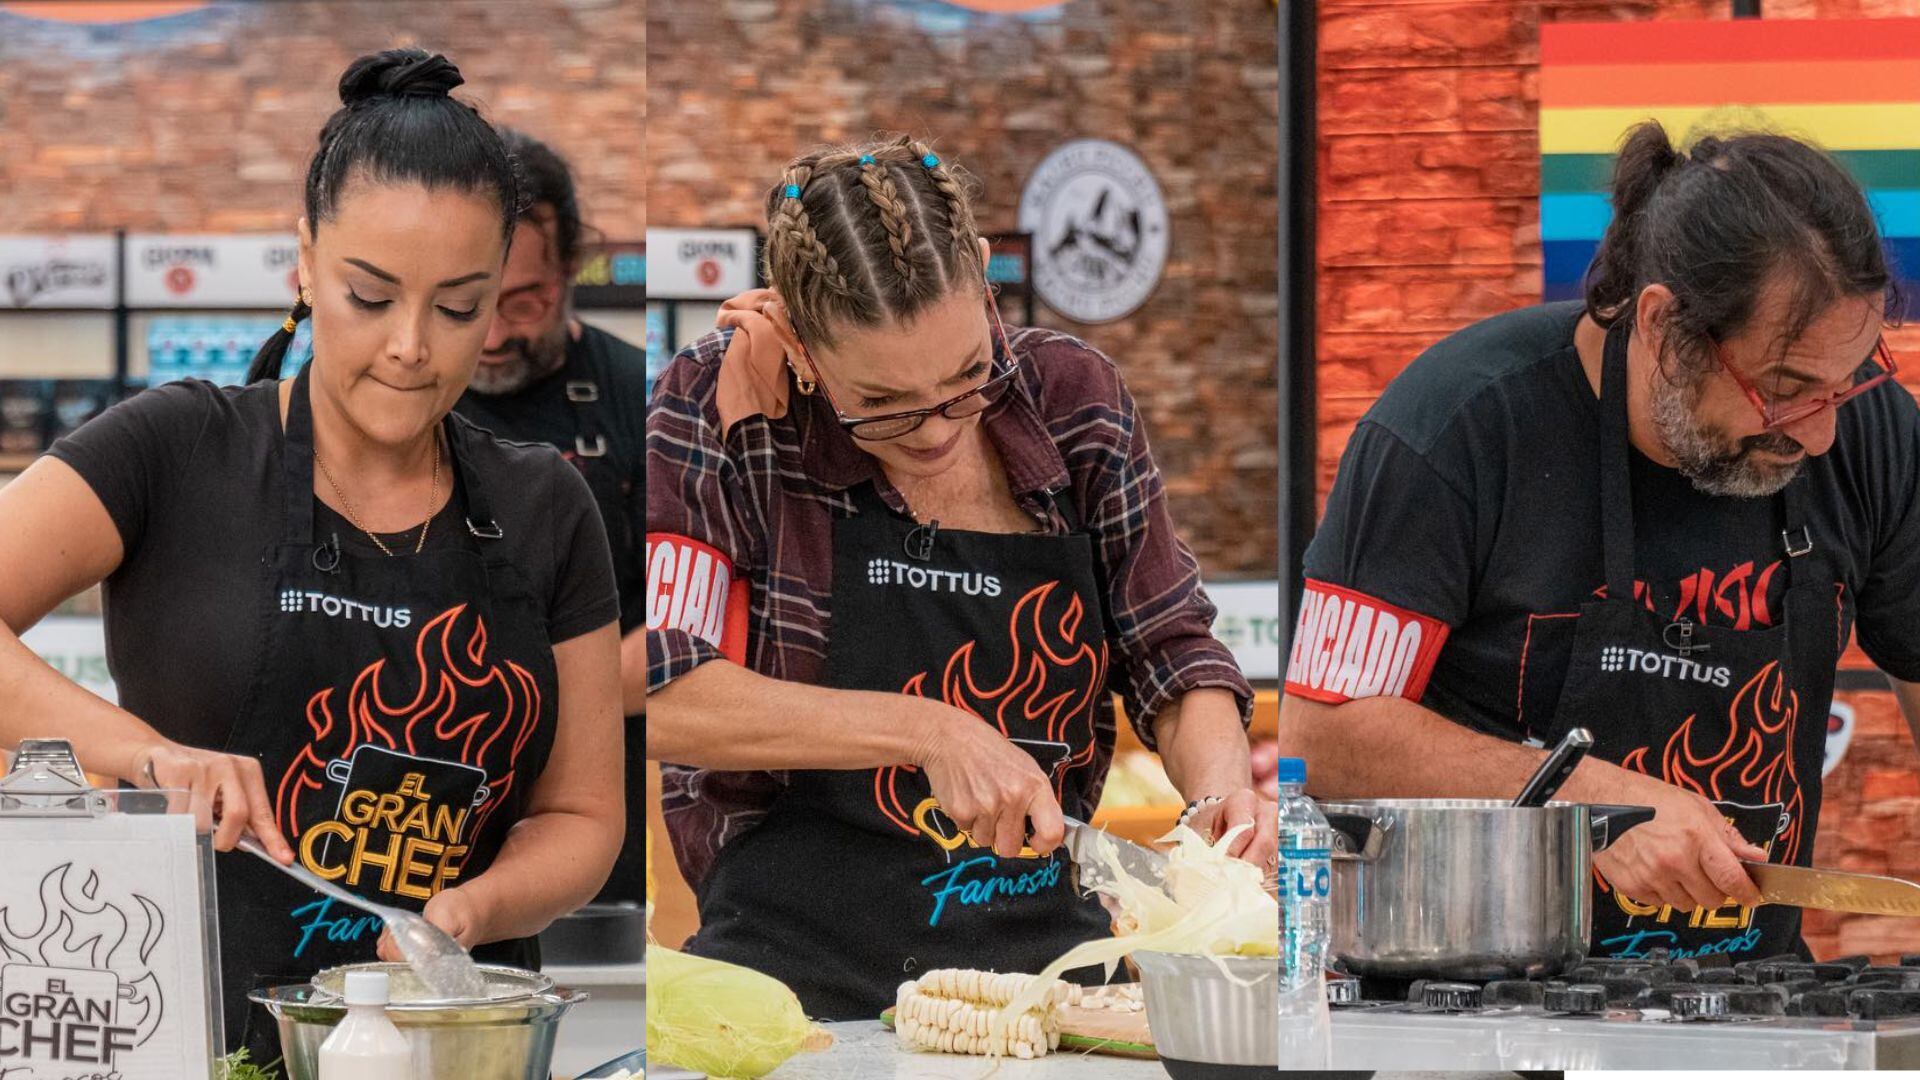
[314,433,441,557]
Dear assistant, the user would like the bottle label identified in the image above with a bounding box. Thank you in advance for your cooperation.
[1281,847,1331,900]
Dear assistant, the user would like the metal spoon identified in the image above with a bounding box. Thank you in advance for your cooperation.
[1512,727,1594,808]
[236,835,487,1000]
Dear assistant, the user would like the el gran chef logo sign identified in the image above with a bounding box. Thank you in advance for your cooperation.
[1018,139,1169,324]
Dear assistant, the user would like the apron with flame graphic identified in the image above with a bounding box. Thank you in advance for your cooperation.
[1545,321,1838,963]
[689,482,1114,1020]
[220,367,558,1057]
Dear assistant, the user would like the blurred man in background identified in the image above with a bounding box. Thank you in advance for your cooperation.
[455,128,647,904]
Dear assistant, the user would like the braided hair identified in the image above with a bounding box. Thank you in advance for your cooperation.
[247,48,520,383]
[761,135,986,348]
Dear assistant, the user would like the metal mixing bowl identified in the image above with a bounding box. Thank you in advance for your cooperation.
[249,963,588,1080]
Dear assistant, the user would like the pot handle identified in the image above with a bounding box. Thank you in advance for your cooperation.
[1589,804,1657,852]
[1326,812,1388,861]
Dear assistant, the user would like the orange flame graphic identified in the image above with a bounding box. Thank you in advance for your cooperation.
[1619,660,1805,864]
[874,581,1108,836]
[276,604,543,849]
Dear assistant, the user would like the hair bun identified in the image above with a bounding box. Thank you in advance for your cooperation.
[338,48,464,107]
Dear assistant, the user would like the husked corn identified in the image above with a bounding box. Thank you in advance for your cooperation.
[892,969,1077,1059]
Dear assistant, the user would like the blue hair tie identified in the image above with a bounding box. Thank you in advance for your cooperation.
[859,154,875,166]
[784,183,801,199]
[921,153,940,169]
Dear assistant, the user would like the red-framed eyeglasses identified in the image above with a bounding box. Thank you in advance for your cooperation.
[1715,337,1899,432]
[495,281,561,325]
[793,281,1020,442]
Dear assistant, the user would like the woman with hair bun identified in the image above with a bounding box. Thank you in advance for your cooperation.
[1285,119,1920,963]
[0,48,624,1056]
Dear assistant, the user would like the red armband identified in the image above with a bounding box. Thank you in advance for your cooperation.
[1284,579,1448,704]
[645,533,748,665]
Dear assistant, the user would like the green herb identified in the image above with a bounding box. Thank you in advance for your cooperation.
[217,1049,282,1080]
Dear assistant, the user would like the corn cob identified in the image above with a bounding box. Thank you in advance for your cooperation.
[893,969,1078,1059]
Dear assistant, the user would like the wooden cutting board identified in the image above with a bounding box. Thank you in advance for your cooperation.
[880,1002,1157,1059]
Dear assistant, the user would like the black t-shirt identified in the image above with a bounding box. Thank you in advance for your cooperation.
[48,378,620,753]
[1296,301,1920,740]
[453,320,648,905]
[454,322,647,633]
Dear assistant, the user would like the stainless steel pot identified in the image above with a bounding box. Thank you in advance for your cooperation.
[1321,799,1654,981]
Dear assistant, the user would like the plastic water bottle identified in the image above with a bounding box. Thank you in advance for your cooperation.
[1276,757,1333,1067]
[318,970,411,1079]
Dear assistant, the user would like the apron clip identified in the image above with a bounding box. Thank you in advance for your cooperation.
[1782,526,1814,558]
[565,380,600,403]
[904,519,940,561]
[467,517,505,540]
[1662,618,1710,658]
[312,533,342,574]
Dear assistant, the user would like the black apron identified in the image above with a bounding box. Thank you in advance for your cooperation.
[221,367,559,1057]
[461,336,646,903]
[687,482,1116,1020]
[1545,322,1838,963]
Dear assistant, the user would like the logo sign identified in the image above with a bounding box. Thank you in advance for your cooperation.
[864,557,1003,597]
[1825,700,1856,778]
[124,234,299,308]
[0,816,214,1076]
[0,236,118,310]
[1018,140,1169,324]
[1208,579,1282,682]
[645,228,758,300]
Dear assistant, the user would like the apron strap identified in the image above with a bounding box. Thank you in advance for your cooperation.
[282,365,320,547]
[563,356,610,461]
[445,415,504,542]
[1598,319,1638,603]
[1779,471,1814,588]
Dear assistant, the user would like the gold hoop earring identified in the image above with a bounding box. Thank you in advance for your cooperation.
[298,286,313,307]
[793,366,817,395]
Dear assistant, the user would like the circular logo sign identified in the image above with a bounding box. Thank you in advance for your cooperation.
[163,265,195,296]
[1019,140,1169,324]
[696,258,722,289]
[1823,700,1856,778]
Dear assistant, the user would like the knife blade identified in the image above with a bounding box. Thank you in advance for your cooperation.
[1743,861,1920,917]
[1061,816,1170,894]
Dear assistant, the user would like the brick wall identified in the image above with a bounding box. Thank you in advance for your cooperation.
[1317,0,1920,961]
[0,0,643,237]
[647,0,1281,573]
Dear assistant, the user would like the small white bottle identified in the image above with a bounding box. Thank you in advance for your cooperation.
[318,970,412,1079]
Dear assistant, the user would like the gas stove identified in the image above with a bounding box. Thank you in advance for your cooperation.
[1321,953,1920,1070]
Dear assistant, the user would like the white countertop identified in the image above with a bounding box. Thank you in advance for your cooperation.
[652,1020,1171,1079]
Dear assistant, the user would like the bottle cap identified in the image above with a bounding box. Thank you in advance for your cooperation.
[343,970,392,1007]
[1277,757,1306,785]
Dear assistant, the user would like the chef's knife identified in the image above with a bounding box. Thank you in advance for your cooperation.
[1061,815,1170,893]
[1743,861,1920,917]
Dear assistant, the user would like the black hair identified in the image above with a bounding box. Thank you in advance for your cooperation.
[499,127,585,273]
[1584,120,1899,380]
[248,48,521,382]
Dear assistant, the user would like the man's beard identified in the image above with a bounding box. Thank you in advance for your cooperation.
[470,322,569,395]
[1650,373,1805,498]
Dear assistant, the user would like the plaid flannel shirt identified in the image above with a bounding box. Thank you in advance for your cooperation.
[646,324,1251,890]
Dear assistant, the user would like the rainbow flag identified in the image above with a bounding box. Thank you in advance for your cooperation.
[1540,18,1920,313]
